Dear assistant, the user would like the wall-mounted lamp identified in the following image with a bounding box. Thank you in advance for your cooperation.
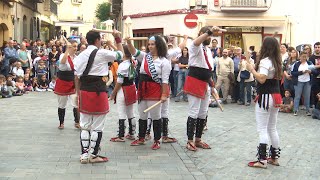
[11,15,15,24]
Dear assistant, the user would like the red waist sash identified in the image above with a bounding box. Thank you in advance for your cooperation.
[254,93,282,109]
[183,76,207,99]
[138,81,161,101]
[122,84,137,106]
[79,90,109,115]
[54,78,75,96]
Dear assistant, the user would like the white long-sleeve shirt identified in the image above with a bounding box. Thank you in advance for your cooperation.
[133,50,171,84]
[74,45,123,77]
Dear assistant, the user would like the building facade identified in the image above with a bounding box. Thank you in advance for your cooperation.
[10,0,57,42]
[55,0,109,38]
[118,0,320,50]
[0,0,14,47]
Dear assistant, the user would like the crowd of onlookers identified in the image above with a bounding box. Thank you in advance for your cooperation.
[1,36,320,120]
[0,36,120,99]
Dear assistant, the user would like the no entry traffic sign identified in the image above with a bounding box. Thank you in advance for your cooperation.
[184,13,198,28]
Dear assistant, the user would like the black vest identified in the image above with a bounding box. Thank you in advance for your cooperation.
[256,79,280,94]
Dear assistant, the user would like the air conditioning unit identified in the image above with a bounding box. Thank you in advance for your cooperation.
[201,0,208,6]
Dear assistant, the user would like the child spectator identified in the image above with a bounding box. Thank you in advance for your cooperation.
[24,67,32,77]
[49,76,56,90]
[6,80,20,96]
[32,77,39,90]
[24,74,33,91]
[280,90,294,113]
[0,74,11,98]
[37,60,47,75]
[12,62,24,77]
[312,92,320,120]
[36,74,52,92]
[6,74,16,88]
[15,76,25,94]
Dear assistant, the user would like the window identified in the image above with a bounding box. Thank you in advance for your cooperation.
[71,0,82,4]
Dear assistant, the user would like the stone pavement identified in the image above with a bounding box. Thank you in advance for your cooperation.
[0,92,320,180]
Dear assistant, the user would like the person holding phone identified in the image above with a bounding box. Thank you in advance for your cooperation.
[291,52,315,116]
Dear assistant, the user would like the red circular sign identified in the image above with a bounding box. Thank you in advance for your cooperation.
[184,13,198,28]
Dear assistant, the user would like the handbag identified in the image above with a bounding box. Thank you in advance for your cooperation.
[228,72,235,84]
[240,70,250,79]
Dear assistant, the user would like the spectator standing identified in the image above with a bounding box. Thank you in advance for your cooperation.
[231,47,244,103]
[291,52,314,116]
[215,49,234,104]
[237,55,254,106]
[303,44,312,59]
[249,46,257,63]
[283,49,298,96]
[1,40,18,76]
[309,42,320,107]
[212,47,222,83]
[18,43,32,73]
[77,37,87,51]
[32,39,44,60]
[280,43,289,63]
[48,45,60,80]
[175,47,189,102]
[210,39,219,58]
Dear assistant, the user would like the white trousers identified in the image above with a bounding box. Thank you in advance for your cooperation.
[80,113,106,156]
[138,100,161,120]
[57,94,78,109]
[80,113,106,131]
[187,86,210,119]
[161,98,169,118]
[255,95,280,148]
[116,87,135,119]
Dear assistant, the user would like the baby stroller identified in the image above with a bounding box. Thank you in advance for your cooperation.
[33,56,50,80]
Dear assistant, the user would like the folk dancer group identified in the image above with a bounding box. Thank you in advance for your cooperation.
[53,26,282,168]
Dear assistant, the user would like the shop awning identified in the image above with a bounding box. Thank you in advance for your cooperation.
[54,21,86,27]
[205,16,287,27]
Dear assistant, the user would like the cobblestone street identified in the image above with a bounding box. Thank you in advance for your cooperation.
[1,92,320,180]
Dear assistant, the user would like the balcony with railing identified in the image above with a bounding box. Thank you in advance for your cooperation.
[44,0,58,16]
[220,0,270,12]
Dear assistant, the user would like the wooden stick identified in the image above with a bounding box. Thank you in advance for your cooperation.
[128,37,148,41]
[176,90,183,97]
[91,28,121,34]
[211,95,224,112]
[169,34,194,40]
[143,100,162,113]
